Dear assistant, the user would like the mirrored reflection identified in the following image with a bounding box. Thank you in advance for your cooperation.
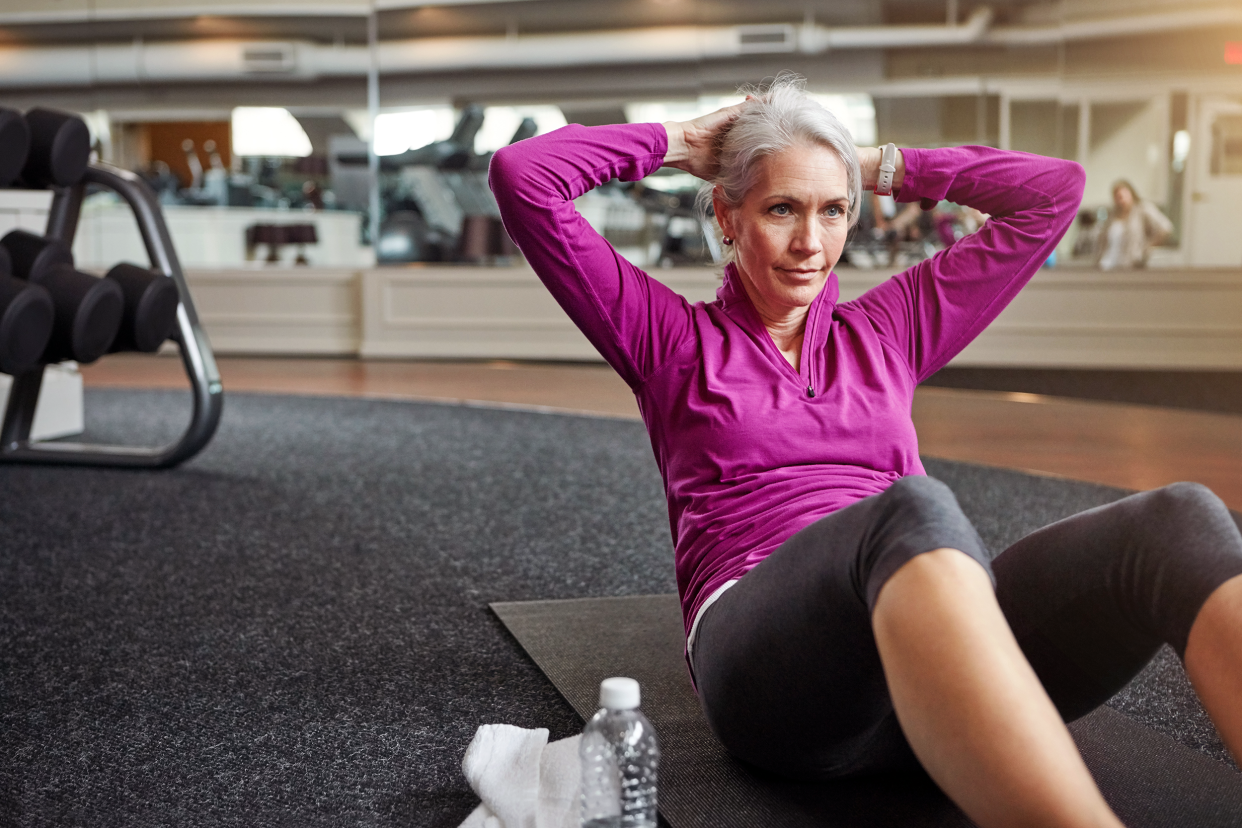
[0,3,1228,273]
[73,108,369,269]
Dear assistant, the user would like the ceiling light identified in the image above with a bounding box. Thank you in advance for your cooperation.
[474,106,567,154]
[373,107,456,156]
[231,107,312,157]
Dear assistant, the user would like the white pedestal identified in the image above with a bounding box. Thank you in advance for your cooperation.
[0,363,86,441]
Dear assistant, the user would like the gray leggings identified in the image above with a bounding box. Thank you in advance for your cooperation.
[691,477,1242,780]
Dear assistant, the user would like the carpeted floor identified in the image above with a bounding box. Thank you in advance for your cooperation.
[923,367,1242,415]
[0,389,1235,827]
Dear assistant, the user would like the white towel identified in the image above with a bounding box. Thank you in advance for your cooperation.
[459,724,582,828]
[458,803,503,828]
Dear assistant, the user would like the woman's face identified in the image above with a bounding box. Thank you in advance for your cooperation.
[714,142,850,320]
[1113,185,1135,212]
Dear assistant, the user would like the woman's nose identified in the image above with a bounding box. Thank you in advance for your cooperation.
[789,218,823,256]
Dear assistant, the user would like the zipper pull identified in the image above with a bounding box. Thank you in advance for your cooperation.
[807,386,816,398]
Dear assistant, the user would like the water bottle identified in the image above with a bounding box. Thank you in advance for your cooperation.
[579,677,660,828]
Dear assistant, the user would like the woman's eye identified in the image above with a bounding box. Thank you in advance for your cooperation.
[824,205,844,218]
[770,204,791,215]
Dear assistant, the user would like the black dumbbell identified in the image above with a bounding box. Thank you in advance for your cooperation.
[2,229,73,282]
[105,263,180,353]
[0,244,54,375]
[35,263,123,363]
[21,107,91,189]
[0,108,31,187]
[1,230,123,364]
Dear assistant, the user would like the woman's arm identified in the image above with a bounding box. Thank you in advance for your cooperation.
[1141,200,1174,247]
[848,147,1085,382]
[489,123,694,388]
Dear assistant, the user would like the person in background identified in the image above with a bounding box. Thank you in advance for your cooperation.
[1097,179,1173,270]
[1071,209,1102,260]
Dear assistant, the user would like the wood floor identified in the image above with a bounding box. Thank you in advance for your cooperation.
[80,354,1242,510]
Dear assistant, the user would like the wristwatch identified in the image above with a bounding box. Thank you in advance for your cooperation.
[875,142,897,197]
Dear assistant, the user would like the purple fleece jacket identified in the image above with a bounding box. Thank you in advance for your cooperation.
[489,123,1084,639]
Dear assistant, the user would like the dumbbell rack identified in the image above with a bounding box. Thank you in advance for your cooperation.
[0,161,223,467]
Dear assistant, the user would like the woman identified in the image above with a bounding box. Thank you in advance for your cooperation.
[489,78,1242,827]
[1097,179,1173,270]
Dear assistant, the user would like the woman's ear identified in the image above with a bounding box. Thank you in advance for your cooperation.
[712,187,734,239]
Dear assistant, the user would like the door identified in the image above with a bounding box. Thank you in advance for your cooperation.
[1188,97,1242,267]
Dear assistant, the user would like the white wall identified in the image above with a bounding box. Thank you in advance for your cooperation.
[0,190,52,237]
[183,264,1242,369]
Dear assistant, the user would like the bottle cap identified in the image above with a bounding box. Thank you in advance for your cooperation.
[599,677,640,710]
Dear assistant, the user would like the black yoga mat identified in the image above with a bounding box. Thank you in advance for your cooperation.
[493,594,1242,828]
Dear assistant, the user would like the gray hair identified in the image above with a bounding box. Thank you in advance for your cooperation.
[697,75,863,260]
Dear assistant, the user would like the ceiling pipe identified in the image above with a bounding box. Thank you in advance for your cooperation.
[0,40,324,88]
[0,12,995,89]
[0,4,1234,90]
[0,0,540,25]
[802,5,993,51]
[986,5,1242,45]
[374,6,996,72]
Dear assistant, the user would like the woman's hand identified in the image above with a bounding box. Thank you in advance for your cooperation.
[662,100,750,180]
[858,145,907,193]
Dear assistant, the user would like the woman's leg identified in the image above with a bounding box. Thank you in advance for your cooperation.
[1185,573,1242,761]
[696,478,1240,826]
[874,549,1122,828]
[693,474,1124,828]
[992,482,1242,731]
[692,476,953,780]
[872,481,1242,828]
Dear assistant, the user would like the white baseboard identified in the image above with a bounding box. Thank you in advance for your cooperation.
[185,268,361,355]
[358,266,723,360]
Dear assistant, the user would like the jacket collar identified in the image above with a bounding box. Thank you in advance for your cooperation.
[716,261,840,331]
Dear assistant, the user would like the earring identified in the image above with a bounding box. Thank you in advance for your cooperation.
[722,236,733,246]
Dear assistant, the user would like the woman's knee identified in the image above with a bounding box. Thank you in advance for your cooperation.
[1145,481,1226,517]
[1125,482,1233,542]
[880,474,957,514]
[1086,482,1241,656]
[862,476,990,609]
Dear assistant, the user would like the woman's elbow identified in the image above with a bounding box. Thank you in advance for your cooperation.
[488,144,520,191]
[1060,159,1087,204]
[488,144,538,219]
[1040,159,1086,227]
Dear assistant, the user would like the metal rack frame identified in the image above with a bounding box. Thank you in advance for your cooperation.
[0,162,223,468]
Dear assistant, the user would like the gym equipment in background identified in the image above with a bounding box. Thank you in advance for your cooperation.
[0,247,54,376]
[21,107,92,189]
[0,107,32,186]
[1,107,222,468]
[1,228,73,279]
[104,263,180,353]
[0,107,57,375]
[1,230,124,364]
[28,262,123,364]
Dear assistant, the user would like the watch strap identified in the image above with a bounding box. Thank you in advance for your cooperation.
[875,142,897,196]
